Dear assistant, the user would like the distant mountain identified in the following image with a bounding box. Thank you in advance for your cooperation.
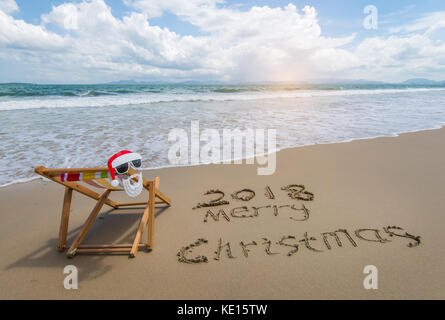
[176,80,226,85]
[401,78,445,85]
[343,80,385,85]
[228,79,388,85]
[107,80,141,85]
[304,79,387,85]
[106,80,225,85]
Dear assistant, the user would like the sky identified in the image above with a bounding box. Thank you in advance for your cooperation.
[0,0,444,83]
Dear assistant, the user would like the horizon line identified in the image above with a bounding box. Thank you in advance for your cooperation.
[1,78,445,86]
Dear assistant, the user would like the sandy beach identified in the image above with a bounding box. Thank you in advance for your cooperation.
[0,127,444,300]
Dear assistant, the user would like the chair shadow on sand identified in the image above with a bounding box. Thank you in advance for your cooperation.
[5,206,169,281]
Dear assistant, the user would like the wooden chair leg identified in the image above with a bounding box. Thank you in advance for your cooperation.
[58,187,73,251]
[154,177,160,189]
[130,199,151,258]
[67,189,111,258]
[155,189,171,206]
[147,181,156,250]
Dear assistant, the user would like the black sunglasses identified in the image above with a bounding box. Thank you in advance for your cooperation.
[115,159,142,175]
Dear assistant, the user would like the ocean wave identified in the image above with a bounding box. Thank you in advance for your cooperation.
[0,176,41,188]
[78,90,117,97]
[0,90,48,97]
[0,89,119,97]
[0,87,444,111]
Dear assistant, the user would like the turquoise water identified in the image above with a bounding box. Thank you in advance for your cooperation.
[0,83,444,100]
[0,83,445,186]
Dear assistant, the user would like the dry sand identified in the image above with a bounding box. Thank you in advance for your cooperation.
[0,127,444,299]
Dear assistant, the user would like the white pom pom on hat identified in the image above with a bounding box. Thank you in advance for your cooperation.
[111,179,120,187]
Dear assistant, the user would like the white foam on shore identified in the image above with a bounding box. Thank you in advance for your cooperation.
[0,176,41,188]
[2,123,445,189]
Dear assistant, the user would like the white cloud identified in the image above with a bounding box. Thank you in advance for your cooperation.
[0,0,18,15]
[42,3,80,30]
[352,34,445,80]
[0,10,66,51]
[0,0,444,83]
[389,11,445,35]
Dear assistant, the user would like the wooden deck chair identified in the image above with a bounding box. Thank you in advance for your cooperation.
[34,166,171,258]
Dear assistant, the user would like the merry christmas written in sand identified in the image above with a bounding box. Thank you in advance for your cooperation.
[177,184,421,264]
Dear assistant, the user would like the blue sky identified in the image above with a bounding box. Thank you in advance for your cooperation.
[1,0,445,83]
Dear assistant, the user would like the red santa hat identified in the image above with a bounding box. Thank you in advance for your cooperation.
[108,150,141,187]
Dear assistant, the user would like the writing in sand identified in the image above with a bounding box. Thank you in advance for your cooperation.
[178,185,421,264]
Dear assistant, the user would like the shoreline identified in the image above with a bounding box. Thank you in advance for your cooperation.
[0,126,444,299]
[2,125,445,189]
